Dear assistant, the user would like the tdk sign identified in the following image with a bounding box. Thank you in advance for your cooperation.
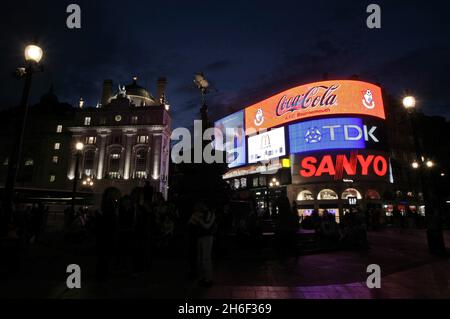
[289,117,379,154]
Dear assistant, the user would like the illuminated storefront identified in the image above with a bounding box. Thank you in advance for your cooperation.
[215,79,416,221]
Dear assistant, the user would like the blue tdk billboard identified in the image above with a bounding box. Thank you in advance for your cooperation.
[288,117,381,154]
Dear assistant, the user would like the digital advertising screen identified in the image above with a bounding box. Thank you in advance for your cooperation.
[214,110,246,168]
[291,150,391,184]
[288,117,384,154]
[244,80,385,135]
[248,127,286,164]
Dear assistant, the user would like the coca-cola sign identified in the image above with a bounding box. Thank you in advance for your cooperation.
[276,84,339,116]
[244,80,385,135]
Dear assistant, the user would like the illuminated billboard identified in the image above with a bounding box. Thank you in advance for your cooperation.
[214,110,246,168]
[291,150,390,184]
[245,80,385,135]
[248,127,286,164]
[289,117,382,154]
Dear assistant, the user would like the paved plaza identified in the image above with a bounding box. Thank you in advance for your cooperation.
[1,224,450,299]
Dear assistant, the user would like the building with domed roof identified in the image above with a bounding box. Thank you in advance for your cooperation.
[67,76,171,198]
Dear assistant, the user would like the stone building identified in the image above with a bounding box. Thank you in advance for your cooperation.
[67,76,171,198]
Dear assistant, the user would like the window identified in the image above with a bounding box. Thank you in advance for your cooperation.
[50,175,56,183]
[86,136,97,145]
[54,143,60,150]
[100,117,106,125]
[108,151,121,179]
[131,116,138,124]
[365,189,381,200]
[52,156,59,164]
[108,172,120,179]
[258,176,266,186]
[24,159,34,166]
[115,115,122,122]
[135,149,147,177]
[135,171,147,179]
[84,117,91,126]
[3,158,8,166]
[341,188,362,200]
[297,190,314,201]
[252,177,259,187]
[84,150,95,172]
[317,189,338,200]
[136,135,149,144]
[56,125,63,133]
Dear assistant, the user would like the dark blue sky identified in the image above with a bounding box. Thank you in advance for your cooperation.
[1,0,449,128]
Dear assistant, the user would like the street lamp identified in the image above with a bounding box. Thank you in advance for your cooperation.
[24,45,43,63]
[82,177,94,187]
[403,96,446,255]
[402,96,416,109]
[71,142,84,211]
[3,42,44,223]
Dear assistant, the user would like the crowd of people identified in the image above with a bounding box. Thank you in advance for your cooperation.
[1,187,442,284]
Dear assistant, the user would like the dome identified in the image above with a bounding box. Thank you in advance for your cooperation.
[125,77,151,99]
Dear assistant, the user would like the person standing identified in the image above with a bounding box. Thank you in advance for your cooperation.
[191,202,216,287]
[95,187,121,282]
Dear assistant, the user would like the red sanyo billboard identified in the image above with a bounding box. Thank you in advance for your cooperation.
[291,150,391,184]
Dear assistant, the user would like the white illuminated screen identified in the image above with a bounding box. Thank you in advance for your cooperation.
[248,127,286,164]
[214,110,246,168]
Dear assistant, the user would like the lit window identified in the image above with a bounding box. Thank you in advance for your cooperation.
[341,188,362,200]
[137,135,149,144]
[56,125,63,133]
[115,115,122,122]
[135,149,147,173]
[24,159,34,166]
[318,189,338,200]
[131,116,138,124]
[297,190,314,201]
[135,171,147,179]
[84,117,91,126]
[3,158,8,166]
[86,136,96,144]
[50,175,56,183]
[54,143,60,150]
[52,156,59,164]
[108,172,120,179]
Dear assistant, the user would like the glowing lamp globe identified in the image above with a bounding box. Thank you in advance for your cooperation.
[75,142,84,151]
[402,96,416,109]
[24,44,43,63]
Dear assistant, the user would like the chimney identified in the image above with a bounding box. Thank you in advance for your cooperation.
[157,77,167,104]
[101,79,113,106]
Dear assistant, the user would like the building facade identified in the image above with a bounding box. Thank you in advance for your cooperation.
[67,77,172,198]
[0,88,75,192]
[215,79,449,221]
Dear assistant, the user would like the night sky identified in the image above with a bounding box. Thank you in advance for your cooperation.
[1,0,449,128]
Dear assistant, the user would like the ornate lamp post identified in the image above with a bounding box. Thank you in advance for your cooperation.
[403,96,446,255]
[3,43,44,223]
[71,142,84,211]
